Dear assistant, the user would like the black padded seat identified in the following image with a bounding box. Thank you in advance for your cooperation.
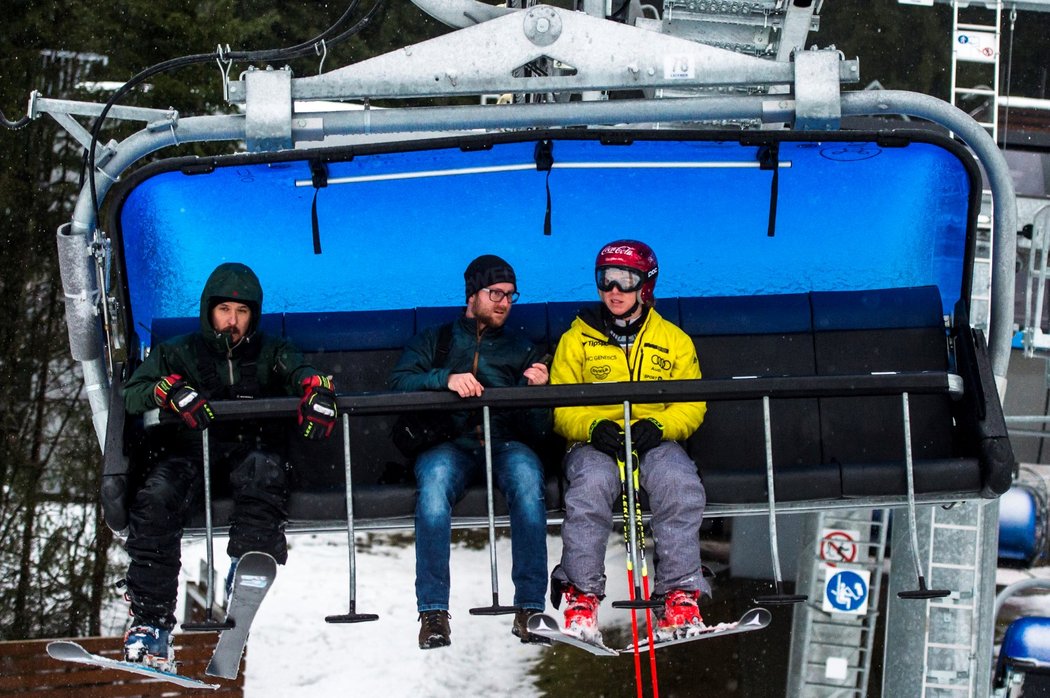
[840,458,982,498]
[811,286,968,497]
[680,293,832,503]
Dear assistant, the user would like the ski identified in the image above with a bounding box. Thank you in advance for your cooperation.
[628,607,771,652]
[46,641,219,690]
[526,613,620,656]
[205,551,278,679]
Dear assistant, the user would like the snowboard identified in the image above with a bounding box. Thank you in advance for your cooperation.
[205,551,278,679]
[46,640,219,690]
[628,607,772,652]
[525,613,620,656]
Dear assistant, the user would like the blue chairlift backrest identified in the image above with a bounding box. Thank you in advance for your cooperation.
[110,129,978,352]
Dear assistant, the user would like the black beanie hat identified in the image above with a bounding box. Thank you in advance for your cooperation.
[464,254,516,300]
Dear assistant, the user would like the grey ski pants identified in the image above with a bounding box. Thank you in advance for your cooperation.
[555,441,711,598]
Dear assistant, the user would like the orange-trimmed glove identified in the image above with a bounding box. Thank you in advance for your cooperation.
[298,375,337,440]
[154,374,214,431]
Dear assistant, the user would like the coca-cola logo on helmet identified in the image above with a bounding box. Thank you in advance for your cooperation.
[602,245,635,256]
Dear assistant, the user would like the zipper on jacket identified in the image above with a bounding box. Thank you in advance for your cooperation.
[584,319,649,382]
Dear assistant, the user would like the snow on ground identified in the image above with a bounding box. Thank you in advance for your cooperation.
[95,527,1050,696]
[177,531,634,697]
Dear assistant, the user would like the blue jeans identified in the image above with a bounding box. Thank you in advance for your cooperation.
[414,440,548,612]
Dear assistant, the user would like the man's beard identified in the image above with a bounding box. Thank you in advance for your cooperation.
[470,299,508,328]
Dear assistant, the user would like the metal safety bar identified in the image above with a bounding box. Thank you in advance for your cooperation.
[754,395,807,606]
[182,428,235,631]
[325,412,379,623]
[469,405,517,616]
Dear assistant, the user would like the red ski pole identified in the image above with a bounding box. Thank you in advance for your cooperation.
[612,404,662,697]
[618,454,644,698]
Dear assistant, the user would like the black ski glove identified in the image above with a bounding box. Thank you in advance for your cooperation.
[298,375,338,440]
[154,374,214,431]
[588,419,624,459]
[630,417,664,456]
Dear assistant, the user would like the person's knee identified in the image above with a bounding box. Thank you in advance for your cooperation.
[230,450,288,494]
[133,466,193,525]
[571,463,619,496]
[500,459,545,498]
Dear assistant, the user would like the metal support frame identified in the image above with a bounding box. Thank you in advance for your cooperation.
[228,6,857,104]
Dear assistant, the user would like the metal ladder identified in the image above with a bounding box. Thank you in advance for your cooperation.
[953,0,999,331]
[882,500,1000,698]
[917,504,988,695]
[787,508,889,697]
[971,191,995,333]
[950,0,1002,333]
[950,0,1002,141]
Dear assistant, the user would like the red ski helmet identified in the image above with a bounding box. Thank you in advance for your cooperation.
[595,239,659,306]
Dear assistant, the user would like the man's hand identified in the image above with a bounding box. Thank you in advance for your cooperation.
[588,419,624,458]
[523,362,549,386]
[629,417,664,456]
[448,372,484,398]
[299,375,337,440]
[154,374,214,431]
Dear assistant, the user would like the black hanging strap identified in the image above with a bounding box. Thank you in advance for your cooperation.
[759,143,780,238]
[534,140,554,236]
[310,160,328,254]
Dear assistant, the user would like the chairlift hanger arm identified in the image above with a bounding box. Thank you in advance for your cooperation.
[227,5,859,103]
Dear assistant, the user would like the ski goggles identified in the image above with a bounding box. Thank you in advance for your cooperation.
[596,266,644,293]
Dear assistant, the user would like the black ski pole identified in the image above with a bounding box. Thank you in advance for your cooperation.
[470,405,517,616]
[183,428,234,631]
[327,412,379,622]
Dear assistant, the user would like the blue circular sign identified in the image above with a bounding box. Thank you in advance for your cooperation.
[825,570,868,612]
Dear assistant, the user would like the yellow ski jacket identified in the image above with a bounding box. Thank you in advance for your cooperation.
[550,305,706,443]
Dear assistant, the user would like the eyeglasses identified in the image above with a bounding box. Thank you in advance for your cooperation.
[596,266,644,293]
[480,287,520,303]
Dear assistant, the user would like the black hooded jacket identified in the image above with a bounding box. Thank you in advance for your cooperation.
[124,262,321,414]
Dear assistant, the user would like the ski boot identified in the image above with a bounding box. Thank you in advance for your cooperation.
[656,589,704,641]
[563,586,602,645]
[512,608,552,645]
[123,624,175,671]
[418,610,451,650]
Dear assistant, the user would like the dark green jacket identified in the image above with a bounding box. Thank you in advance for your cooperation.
[124,262,321,414]
[387,314,551,444]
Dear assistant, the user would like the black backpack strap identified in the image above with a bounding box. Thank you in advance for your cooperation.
[433,322,454,369]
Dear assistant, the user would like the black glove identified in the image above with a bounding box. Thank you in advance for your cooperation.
[154,374,214,431]
[298,375,337,440]
[588,419,624,459]
[630,417,664,456]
